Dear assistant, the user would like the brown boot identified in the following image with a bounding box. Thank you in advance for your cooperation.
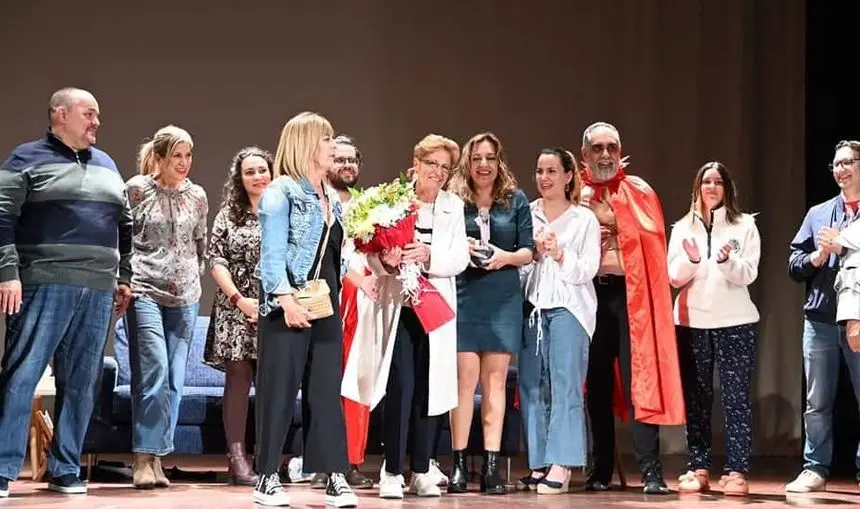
[152,457,170,488]
[133,453,156,489]
[227,443,259,486]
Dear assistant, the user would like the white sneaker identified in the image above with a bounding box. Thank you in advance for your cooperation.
[254,473,291,506]
[378,471,404,499]
[428,459,449,487]
[785,469,826,493]
[409,473,441,497]
[379,461,405,487]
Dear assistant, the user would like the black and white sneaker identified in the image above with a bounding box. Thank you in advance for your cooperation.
[48,474,87,494]
[254,472,291,506]
[0,476,9,497]
[325,472,358,507]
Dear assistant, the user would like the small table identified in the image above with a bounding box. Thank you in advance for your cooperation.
[30,378,56,481]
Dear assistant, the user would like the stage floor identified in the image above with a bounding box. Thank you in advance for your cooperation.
[3,454,859,508]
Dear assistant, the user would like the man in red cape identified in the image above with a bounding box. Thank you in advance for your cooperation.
[579,122,685,494]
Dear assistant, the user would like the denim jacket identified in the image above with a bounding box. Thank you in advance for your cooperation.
[257,175,344,317]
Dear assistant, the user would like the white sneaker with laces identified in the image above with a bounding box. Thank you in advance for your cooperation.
[428,459,449,487]
[785,469,826,493]
[254,473,291,506]
[379,461,405,487]
[378,471,405,499]
[409,472,441,497]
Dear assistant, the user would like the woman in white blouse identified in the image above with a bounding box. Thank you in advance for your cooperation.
[518,148,601,494]
[667,161,760,496]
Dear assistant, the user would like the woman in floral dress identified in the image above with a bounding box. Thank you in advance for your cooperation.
[204,147,273,485]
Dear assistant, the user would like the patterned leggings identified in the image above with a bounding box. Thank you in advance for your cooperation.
[676,323,757,474]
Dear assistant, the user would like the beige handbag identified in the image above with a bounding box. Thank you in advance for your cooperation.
[293,210,334,321]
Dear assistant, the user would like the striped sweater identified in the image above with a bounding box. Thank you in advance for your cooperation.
[0,131,133,291]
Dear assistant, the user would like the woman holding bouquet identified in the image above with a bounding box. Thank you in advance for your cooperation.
[253,112,357,508]
[518,148,600,494]
[352,134,469,499]
[447,132,535,494]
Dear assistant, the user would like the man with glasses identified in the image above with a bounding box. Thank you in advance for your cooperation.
[786,140,860,493]
[579,122,684,494]
[301,135,376,490]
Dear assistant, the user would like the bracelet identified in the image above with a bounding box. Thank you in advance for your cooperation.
[229,292,242,306]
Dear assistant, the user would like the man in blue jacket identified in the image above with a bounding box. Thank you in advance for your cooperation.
[786,139,860,492]
[0,88,133,497]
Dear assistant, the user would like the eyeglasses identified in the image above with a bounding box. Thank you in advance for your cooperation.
[829,158,860,171]
[589,142,620,155]
[334,157,359,165]
[421,159,451,173]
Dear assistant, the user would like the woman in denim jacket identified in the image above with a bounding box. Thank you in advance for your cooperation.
[252,112,357,508]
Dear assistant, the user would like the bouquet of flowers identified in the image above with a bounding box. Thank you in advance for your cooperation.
[344,175,455,333]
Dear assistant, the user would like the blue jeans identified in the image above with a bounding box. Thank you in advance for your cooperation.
[802,318,860,477]
[126,296,199,455]
[0,284,112,480]
[518,307,590,469]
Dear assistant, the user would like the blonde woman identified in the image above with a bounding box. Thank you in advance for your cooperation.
[447,132,535,494]
[253,112,357,507]
[125,125,208,488]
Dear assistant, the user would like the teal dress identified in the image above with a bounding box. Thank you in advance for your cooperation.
[456,189,534,353]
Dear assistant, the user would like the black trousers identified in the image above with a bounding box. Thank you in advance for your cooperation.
[585,275,661,479]
[383,307,439,475]
[255,306,348,475]
[677,324,757,474]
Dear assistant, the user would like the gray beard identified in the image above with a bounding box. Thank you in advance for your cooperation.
[591,166,618,182]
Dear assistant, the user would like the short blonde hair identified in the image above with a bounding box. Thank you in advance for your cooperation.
[137,125,193,176]
[413,134,460,165]
[273,112,334,180]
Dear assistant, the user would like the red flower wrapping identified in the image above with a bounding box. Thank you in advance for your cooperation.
[352,211,455,334]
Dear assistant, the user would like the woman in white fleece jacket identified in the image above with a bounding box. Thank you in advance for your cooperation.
[666,162,761,497]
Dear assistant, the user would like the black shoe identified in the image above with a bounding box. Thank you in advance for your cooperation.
[310,472,329,489]
[253,472,290,506]
[642,465,670,495]
[448,450,468,493]
[345,465,373,489]
[0,476,9,498]
[48,474,87,494]
[584,469,611,491]
[325,472,358,507]
[480,450,506,495]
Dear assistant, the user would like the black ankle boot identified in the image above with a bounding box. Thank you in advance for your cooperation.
[480,450,505,494]
[448,450,468,493]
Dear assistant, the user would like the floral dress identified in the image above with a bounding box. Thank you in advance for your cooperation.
[203,207,262,370]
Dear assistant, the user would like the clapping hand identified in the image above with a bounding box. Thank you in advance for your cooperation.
[682,238,701,263]
[817,227,841,255]
[716,242,733,263]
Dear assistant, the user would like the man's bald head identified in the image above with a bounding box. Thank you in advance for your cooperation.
[48,87,100,150]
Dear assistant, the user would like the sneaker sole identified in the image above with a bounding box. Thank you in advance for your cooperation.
[0,489,8,498]
[253,492,291,506]
[325,494,358,507]
[48,484,87,494]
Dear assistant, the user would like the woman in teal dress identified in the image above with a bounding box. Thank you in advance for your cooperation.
[446,132,534,494]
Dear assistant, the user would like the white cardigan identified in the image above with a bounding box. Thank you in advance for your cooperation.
[667,207,761,329]
[340,190,469,416]
[519,200,601,337]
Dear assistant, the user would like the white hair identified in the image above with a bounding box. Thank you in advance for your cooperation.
[582,121,621,147]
